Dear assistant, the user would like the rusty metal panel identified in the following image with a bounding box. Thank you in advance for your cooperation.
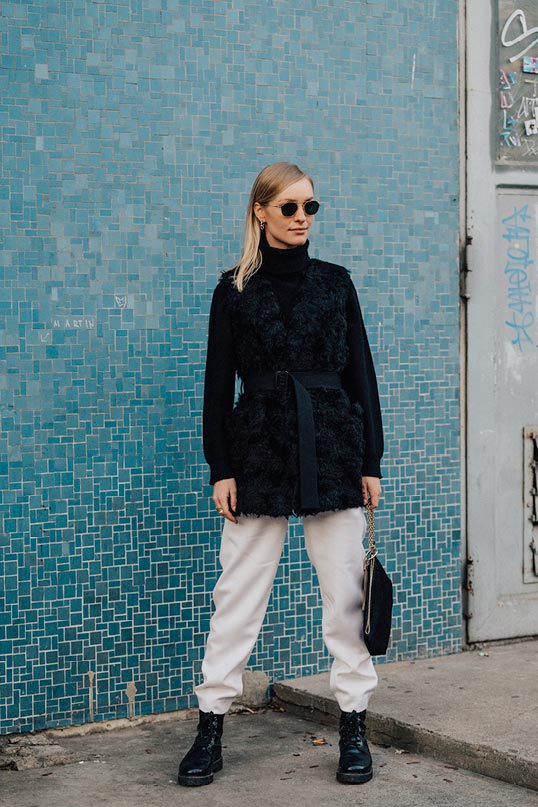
[524,427,538,584]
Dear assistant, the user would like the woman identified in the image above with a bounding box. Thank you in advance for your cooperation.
[178,162,383,787]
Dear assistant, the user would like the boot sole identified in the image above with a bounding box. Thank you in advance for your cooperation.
[336,766,373,785]
[178,757,223,787]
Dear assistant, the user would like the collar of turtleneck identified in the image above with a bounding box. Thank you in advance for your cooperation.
[258,230,310,276]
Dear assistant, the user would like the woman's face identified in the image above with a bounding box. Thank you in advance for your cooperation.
[254,177,315,250]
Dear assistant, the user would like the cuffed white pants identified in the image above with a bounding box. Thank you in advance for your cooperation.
[195,506,378,715]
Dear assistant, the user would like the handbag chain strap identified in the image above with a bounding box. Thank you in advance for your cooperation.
[362,503,377,629]
[365,503,378,560]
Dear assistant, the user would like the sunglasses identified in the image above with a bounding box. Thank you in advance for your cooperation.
[266,200,321,217]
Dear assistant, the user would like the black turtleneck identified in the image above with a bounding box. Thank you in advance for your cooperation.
[257,231,310,322]
[202,237,383,485]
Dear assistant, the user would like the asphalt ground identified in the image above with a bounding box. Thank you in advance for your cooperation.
[1,707,536,807]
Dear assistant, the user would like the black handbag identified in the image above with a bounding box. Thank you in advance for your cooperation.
[362,504,393,656]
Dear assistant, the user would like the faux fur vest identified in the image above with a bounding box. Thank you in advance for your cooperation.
[220,259,365,518]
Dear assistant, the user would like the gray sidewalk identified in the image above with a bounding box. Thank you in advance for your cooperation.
[274,639,538,791]
[0,708,536,807]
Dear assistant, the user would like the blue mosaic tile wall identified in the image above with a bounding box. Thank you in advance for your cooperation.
[0,0,461,733]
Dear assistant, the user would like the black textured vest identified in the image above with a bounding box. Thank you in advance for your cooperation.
[220,260,365,518]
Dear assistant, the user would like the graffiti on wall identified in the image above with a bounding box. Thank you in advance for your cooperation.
[499,193,537,351]
[498,4,538,162]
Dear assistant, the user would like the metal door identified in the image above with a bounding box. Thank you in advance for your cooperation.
[466,0,538,641]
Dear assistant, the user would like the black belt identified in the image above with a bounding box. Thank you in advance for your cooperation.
[242,370,342,510]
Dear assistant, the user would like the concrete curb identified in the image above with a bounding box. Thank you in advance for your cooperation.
[272,680,538,792]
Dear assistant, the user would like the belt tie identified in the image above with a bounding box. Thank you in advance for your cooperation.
[242,370,342,510]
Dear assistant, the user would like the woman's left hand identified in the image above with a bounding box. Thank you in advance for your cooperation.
[362,476,381,508]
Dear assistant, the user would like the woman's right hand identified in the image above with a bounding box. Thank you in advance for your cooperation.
[213,478,238,523]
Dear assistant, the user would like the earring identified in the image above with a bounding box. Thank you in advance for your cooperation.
[259,220,265,231]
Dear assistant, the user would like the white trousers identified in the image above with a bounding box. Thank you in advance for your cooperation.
[195,507,378,715]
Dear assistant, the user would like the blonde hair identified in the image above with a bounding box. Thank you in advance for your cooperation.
[233,162,313,292]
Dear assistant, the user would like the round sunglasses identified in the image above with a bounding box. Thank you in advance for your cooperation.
[265,200,320,217]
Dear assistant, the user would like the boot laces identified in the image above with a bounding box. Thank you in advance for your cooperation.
[193,715,220,749]
[340,712,365,745]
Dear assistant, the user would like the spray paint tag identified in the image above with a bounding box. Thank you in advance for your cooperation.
[523,55,538,74]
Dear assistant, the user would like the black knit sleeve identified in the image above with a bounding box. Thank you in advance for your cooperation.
[341,277,384,478]
[202,280,237,485]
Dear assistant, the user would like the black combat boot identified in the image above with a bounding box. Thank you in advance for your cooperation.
[177,710,224,787]
[336,708,373,784]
